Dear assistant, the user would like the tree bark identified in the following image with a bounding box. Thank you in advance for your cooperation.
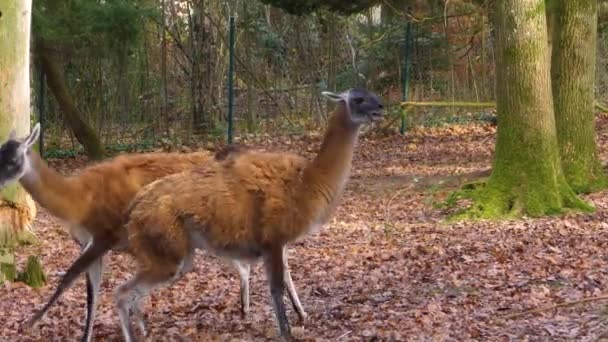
[460,0,590,218]
[551,0,606,193]
[36,39,105,160]
[0,0,43,285]
[190,0,213,133]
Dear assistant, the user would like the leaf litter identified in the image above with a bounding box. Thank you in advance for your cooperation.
[3,118,608,340]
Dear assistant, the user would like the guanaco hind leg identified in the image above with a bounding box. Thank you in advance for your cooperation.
[265,247,292,341]
[233,248,305,321]
[115,263,183,342]
[29,238,111,326]
[232,261,251,317]
[82,255,104,342]
[70,230,105,342]
[131,300,148,337]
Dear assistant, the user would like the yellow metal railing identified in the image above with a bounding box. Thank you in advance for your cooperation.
[398,101,496,134]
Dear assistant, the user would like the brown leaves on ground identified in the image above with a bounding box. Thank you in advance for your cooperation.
[3,118,608,341]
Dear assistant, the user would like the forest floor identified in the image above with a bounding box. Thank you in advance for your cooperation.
[4,117,608,341]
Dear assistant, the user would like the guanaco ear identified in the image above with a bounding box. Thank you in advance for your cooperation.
[321,91,347,102]
[8,129,17,140]
[24,123,41,149]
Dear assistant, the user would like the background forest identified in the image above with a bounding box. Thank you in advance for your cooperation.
[33,0,510,157]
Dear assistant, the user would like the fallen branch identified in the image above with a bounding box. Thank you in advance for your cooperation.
[500,294,608,320]
[400,101,496,108]
[596,102,608,113]
[384,186,414,224]
[336,330,352,340]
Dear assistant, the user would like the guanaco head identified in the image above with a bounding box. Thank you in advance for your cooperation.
[322,88,384,125]
[0,123,40,187]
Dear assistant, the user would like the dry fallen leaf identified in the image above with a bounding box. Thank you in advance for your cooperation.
[3,120,608,340]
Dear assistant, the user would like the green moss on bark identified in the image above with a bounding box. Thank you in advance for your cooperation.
[551,0,607,193]
[17,256,46,288]
[453,0,592,220]
[0,249,16,285]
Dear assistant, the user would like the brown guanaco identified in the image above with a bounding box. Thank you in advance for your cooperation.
[115,88,383,341]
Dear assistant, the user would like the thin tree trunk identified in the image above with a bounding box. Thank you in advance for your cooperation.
[242,0,257,133]
[36,40,105,160]
[161,0,169,137]
[326,13,337,113]
[190,0,211,134]
[480,16,487,100]
[443,12,456,103]
[116,41,131,124]
[365,9,375,87]
[0,0,45,287]
[551,0,606,192]
[461,0,590,218]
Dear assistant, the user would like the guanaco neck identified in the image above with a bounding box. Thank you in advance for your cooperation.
[296,104,360,229]
[19,151,86,223]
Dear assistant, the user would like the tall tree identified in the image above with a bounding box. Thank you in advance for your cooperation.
[460,0,590,218]
[551,0,606,193]
[35,0,104,159]
[36,39,105,160]
[189,0,215,133]
[0,0,45,287]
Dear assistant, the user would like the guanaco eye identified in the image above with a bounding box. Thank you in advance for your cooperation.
[353,97,365,105]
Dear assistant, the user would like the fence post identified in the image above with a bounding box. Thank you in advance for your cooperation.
[227,16,236,144]
[400,20,413,135]
[38,65,45,158]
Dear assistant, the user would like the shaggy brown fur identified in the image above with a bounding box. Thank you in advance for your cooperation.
[117,88,384,341]
[20,149,212,341]
[0,124,212,341]
[127,151,308,259]
[23,151,211,242]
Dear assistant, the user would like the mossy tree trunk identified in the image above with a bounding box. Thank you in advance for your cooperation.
[460,0,591,218]
[551,0,606,193]
[0,0,45,287]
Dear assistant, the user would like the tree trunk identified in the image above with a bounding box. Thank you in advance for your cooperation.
[326,13,337,111]
[0,0,44,286]
[36,39,105,160]
[116,42,131,123]
[242,0,257,133]
[190,0,212,134]
[160,0,169,137]
[460,0,591,218]
[551,0,606,193]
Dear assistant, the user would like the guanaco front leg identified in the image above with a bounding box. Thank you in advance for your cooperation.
[233,249,305,322]
[233,261,251,317]
[82,255,104,342]
[282,247,307,322]
[265,247,292,341]
[70,230,106,342]
[29,238,112,327]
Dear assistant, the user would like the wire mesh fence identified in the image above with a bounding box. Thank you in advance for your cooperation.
[32,3,608,156]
